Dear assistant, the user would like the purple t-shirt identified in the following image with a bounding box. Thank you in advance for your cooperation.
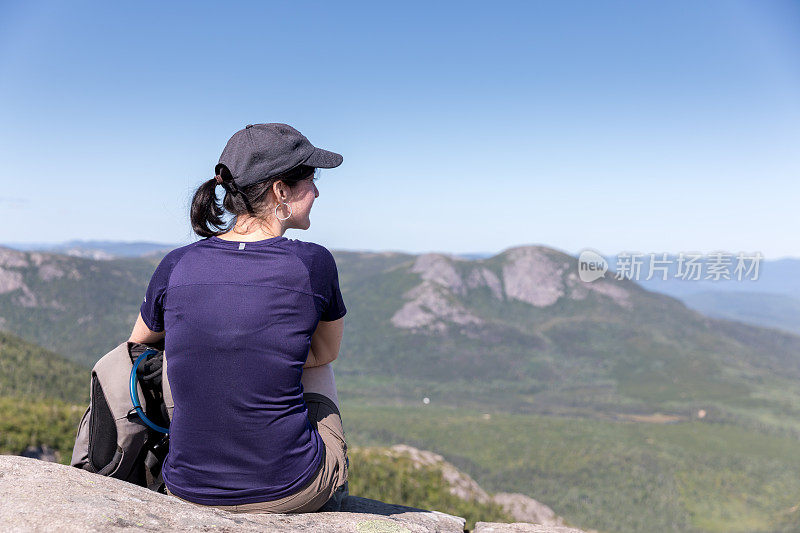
[139,235,346,505]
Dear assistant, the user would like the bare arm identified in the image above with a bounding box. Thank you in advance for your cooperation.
[129,312,166,345]
[304,316,344,368]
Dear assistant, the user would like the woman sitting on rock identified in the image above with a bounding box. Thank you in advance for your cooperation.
[128,123,349,513]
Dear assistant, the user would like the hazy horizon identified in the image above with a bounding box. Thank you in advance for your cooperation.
[2,236,798,262]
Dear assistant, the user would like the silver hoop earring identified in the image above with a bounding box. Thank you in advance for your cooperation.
[275,201,292,221]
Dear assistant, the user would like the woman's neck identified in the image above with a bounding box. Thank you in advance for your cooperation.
[217,218,285,241]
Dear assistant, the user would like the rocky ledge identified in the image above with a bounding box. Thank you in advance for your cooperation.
[0,456,588,532]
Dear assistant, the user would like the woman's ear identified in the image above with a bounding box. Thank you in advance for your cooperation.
[273,179,290,201]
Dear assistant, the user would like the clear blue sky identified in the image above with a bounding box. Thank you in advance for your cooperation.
[1,1,798,259]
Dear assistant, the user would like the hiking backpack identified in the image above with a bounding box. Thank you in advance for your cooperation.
[70,340,172,492]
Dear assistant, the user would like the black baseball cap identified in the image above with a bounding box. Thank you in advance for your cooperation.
[216,123,343,188]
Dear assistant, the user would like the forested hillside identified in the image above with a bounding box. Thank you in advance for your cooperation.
[3,243,800,531]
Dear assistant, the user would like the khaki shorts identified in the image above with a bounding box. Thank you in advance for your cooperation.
[166,392,349,513]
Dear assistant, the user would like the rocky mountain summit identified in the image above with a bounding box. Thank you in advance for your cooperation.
[382,445,587,530]
[0,247,83,311]
[0,456,589,533]
[390,246,632,334]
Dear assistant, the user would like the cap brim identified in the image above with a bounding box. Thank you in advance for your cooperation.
[304,147,343,168]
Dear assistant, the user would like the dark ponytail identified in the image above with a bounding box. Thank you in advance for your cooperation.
[189,164,316,238]
[190,177,225,238]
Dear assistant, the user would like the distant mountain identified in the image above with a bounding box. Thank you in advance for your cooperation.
[2,242,800,434]
[0,246,159,366]
[603,254,800,299]
[0,240,179,260]
[601,254,800,335]
[330,246,800,429]
[679,291,800,336]
[453,252,494,260]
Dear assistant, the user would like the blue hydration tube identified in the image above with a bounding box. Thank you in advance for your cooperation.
[130,348,170,434]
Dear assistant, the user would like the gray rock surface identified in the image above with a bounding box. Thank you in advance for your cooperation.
[492,492,569,527]
[1,455,593,532]
[0,456,465,532]
[474,523,588,533]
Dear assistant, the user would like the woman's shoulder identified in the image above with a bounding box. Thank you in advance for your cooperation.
[162,239,206,263]
[152,241,201,271]
[280,238,335,261]
[277,239,339,281]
